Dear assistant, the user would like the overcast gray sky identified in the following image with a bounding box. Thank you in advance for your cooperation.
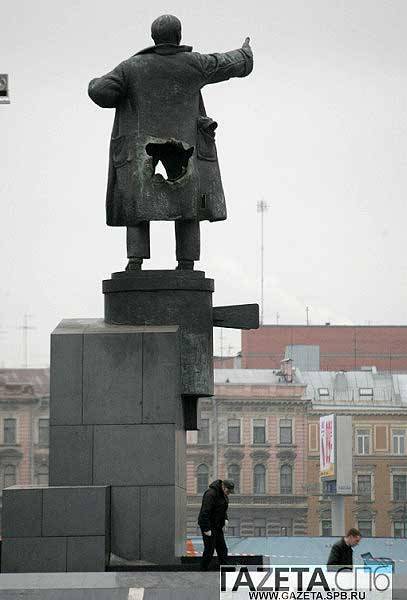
[1,0,407,366]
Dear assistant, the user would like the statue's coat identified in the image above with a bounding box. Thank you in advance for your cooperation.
[89,44,253,226]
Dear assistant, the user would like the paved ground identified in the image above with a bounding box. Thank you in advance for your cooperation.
[0,571,405,599]
[0,572,219,600]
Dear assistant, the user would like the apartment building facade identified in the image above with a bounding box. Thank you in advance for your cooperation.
[305,370,407,538]
[188,367,407,538]
[0,369,49,528]
[186,364,309,536]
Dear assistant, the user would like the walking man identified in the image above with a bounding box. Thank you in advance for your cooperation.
[198,479,234,570]
[327,528,362,570]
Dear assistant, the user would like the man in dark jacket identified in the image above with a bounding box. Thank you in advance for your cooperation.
[198,479,234,570]
[327,528,362,570]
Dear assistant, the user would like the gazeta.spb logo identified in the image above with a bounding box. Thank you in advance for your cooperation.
[220,564,392,600]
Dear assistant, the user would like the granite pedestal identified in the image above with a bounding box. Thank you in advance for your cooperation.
[103,270,214,400]
[0,270,257,572]
[1,485,110,573]
[50,319,186,562]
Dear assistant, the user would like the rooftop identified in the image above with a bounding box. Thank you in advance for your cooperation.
[0,369,50,397]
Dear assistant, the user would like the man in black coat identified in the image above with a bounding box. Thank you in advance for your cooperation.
[198,479,234,570]
[327,528,362,570]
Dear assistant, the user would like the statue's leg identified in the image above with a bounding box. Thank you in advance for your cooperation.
[175,220,200,270]
[126,222,150,271]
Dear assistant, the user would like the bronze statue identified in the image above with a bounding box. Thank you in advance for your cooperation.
[89,15,253,270]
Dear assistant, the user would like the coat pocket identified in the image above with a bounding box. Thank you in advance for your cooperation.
[111,134,134,168]
[197,116,218,161]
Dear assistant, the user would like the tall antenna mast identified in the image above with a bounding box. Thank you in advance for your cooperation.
[257,200,269,325]
[20,314,35,368]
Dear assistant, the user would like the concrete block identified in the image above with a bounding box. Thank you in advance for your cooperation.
[142,331,182,425]
[83,332,142,425]
[67,536,108,572]
[93,424,181,486]
[2,487,43,538]
[175,429,186,488]
[50,333,83,425]
[140,485,186,563]
[49,426,93,486]
[111,486,140,560]
[181,330,213,397]
[103,272,215,397]
[1,537,66,573]
[42,486,110,537]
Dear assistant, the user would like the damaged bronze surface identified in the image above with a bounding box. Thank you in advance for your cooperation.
[146,140,194,182]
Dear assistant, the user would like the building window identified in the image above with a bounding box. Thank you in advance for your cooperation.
[197,464,209,494]
[321,520,332,536]
[253,464,266,495]
[280,520,293,536]
[253,419,266,444]
[356,429,370,455]
[4,418,16,445]
[228,519,240,536]
[35,465,49,486]
[38,418,49,446]
[280,464,293,494]
[393,474,407,501]
[394,521,407,538]
[3,464,16,488]
[309,423,319,452]
[228,419,241,444]
[254,518,266,536]
[279,419,292,445]
[197,418,209,445]
[358,520,372,537]
[357,474,372,500]
[228,464,240,494]
[392,430,406,455]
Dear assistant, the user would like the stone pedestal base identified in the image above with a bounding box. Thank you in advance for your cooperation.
[49,320,186,563]
[103,270,214,397]
[1,486,110,573]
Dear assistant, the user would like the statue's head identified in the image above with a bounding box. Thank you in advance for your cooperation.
[151,14,182,45]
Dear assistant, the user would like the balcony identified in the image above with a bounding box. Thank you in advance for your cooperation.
[187,494,307,507]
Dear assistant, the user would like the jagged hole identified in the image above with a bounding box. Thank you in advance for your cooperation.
[146,141,194,181]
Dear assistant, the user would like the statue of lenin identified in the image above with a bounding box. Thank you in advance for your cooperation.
[89,15,253,270]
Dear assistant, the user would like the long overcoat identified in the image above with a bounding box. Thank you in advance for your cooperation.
[88,43,253,226]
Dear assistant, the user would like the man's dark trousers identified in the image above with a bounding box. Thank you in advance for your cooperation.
[201,527,228,571]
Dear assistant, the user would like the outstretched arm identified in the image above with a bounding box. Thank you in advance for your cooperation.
[199,36,253,86]
[88,62,127,108]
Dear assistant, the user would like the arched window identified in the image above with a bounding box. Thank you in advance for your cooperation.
[280,464,292,494]
[3,464,16,489]
[197,464,209,494]
[253,464,266,495]
[228,464,240,494]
